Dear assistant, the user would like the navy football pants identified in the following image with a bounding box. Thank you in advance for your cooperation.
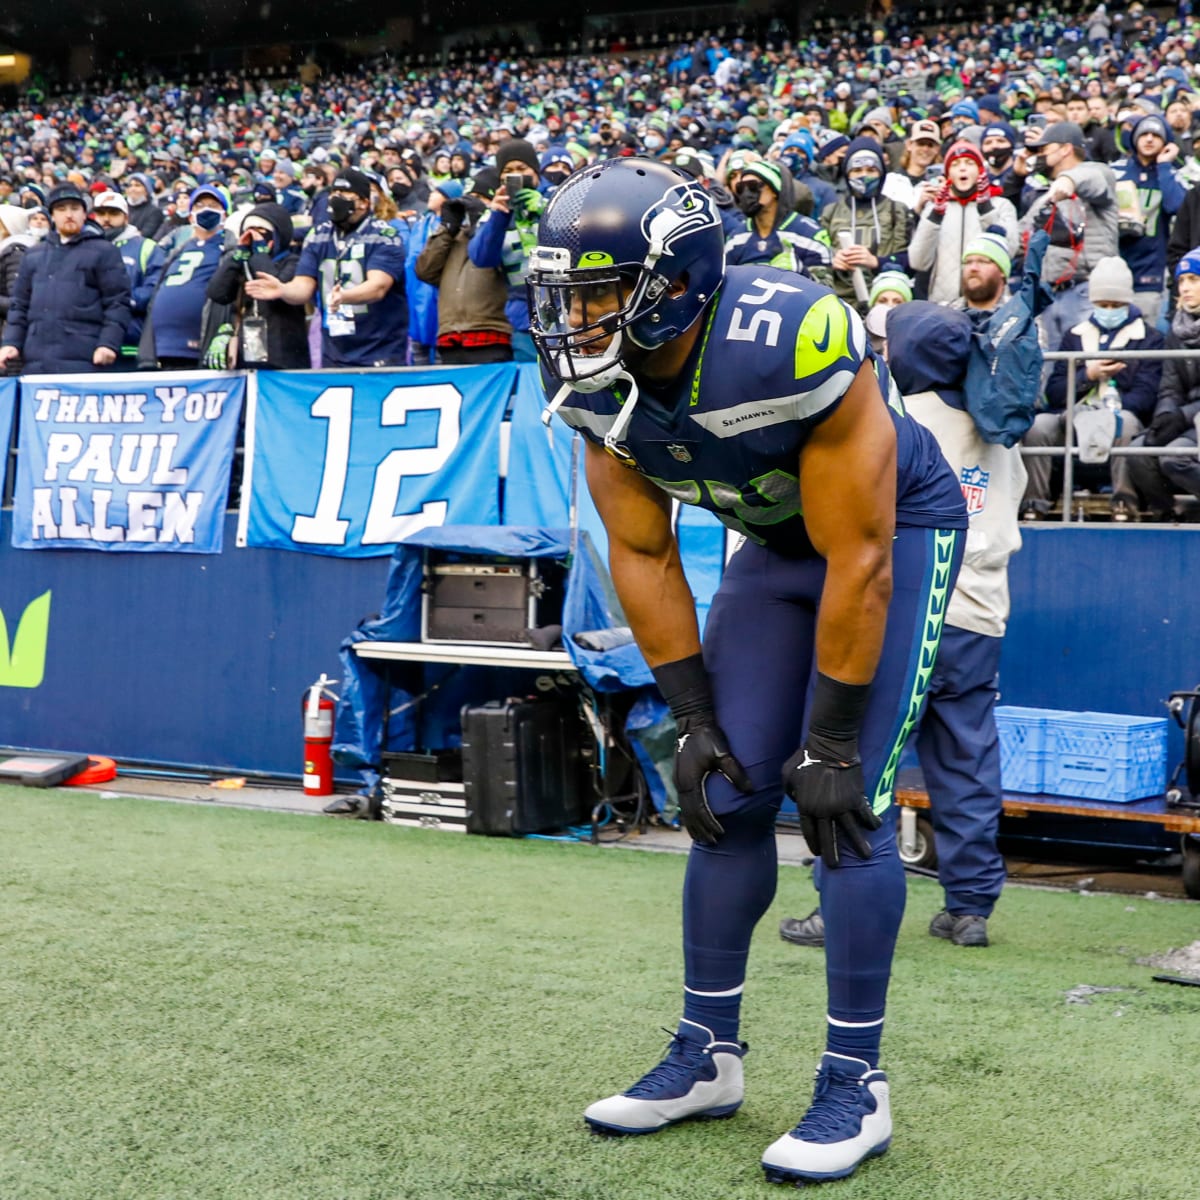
[915,624,1007,918]
[683,526,961,1038]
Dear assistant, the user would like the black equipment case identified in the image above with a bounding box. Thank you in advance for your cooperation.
[460,698,592,836]
[421,554,566,647]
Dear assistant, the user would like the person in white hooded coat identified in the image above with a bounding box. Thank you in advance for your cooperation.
[908,141,1018,305]
[0,204,36,329]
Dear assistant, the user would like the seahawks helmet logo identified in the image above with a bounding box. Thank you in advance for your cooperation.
[641,184,721,258]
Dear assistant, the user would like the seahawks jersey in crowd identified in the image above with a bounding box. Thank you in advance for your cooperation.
[548,265,966,556]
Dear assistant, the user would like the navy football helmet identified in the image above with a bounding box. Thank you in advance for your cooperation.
[527,158,726,393]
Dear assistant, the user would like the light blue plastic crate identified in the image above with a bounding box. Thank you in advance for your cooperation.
[995,706,1054,793]
[1043,712,1168,803]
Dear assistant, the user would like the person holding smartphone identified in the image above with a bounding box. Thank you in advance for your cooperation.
[466,137,547,361]
[203,203,309,371]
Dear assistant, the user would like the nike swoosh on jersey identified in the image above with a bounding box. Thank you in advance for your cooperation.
[811,314,832,354]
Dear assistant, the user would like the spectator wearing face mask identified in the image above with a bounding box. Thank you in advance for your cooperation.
[202,203,309,371]
[1023,256,1162,522]
[821,137,914,310]
[299,161,331,230]
[777,130,837,220]
[90,190,165,363]
[245,167,408,368]
[724,160,832,285]
[909,141,1018,306]
[979,122,1023,209]
[123,172,164,240]
[539,148,575,197]
[386,162,429,219]
[0,183,130,375]
[138,184,230,369]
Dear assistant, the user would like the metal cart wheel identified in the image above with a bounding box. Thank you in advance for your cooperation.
[898,808,937,869]
[1182,836,1200,901]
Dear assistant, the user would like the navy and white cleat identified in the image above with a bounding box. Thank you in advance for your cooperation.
[583,1019,746,1135]
[761,1053,891,1184]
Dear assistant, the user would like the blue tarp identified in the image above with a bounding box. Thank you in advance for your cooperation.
[333,524,666,796]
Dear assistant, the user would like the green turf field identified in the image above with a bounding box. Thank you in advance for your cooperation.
[1,786,1196,1200]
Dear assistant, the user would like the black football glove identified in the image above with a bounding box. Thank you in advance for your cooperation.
[783,731,881,868]
[674,714,753,844]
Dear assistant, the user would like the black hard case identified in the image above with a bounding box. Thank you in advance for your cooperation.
[460,698,592,836]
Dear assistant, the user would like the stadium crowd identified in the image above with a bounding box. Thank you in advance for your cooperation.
[2,0,1200,518]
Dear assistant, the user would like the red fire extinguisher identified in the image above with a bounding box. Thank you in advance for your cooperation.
[302,674,338,797]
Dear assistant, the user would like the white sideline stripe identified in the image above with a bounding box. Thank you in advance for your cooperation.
[685,984,745,998]
[826,1015,884,1028]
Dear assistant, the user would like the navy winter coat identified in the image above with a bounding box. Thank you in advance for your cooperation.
[3,224,131,373]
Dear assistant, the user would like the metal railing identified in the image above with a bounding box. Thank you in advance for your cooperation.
[1030,348,1200,524]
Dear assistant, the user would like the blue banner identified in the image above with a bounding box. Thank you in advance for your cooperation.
[241,367,512,556]
[0,378,15,500]
[12,372,244,553]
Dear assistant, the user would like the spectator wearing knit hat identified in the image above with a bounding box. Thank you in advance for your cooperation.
[909,141,1018,306]
[951,232,1013,315]
[1023,256,1163,522]
[467,137,543,360]
[724,160,832,286]
[124,173,164,240]
[821,137,913,311]
[1112,111,1187,325]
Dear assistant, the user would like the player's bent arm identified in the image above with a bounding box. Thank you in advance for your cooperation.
[799,361,897,686]
[584,438,701,668]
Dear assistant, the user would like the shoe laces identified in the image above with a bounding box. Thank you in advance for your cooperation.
[793,1066,872,1140]
[625,1029,712,1099]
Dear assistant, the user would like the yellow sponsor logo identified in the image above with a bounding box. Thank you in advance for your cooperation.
[0,591,51,689]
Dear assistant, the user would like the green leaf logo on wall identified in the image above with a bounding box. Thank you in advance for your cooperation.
[0,591,52,689]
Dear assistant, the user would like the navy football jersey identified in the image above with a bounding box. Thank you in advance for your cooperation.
[297,217,408,367]
[547,265,966,557]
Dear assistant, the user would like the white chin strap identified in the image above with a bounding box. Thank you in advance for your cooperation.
[542,330,629,425]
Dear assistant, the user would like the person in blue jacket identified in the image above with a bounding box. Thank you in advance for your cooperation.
[0,182,130,374]
[90,189,165,363]
[1113,111,1188,324]
[467,137,544,361]
[779,130,838,219]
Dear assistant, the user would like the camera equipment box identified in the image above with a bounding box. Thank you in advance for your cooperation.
[421,552,566,647]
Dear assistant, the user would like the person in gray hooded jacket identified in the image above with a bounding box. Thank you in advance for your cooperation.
[1019,121,1118,353]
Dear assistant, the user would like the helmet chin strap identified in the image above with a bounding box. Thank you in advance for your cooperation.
[602,371,641,456]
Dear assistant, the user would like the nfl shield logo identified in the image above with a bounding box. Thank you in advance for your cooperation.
[960,465,990,516]
[667,443,693,463]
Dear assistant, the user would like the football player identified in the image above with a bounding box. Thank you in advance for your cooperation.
[527,159,968,1185]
